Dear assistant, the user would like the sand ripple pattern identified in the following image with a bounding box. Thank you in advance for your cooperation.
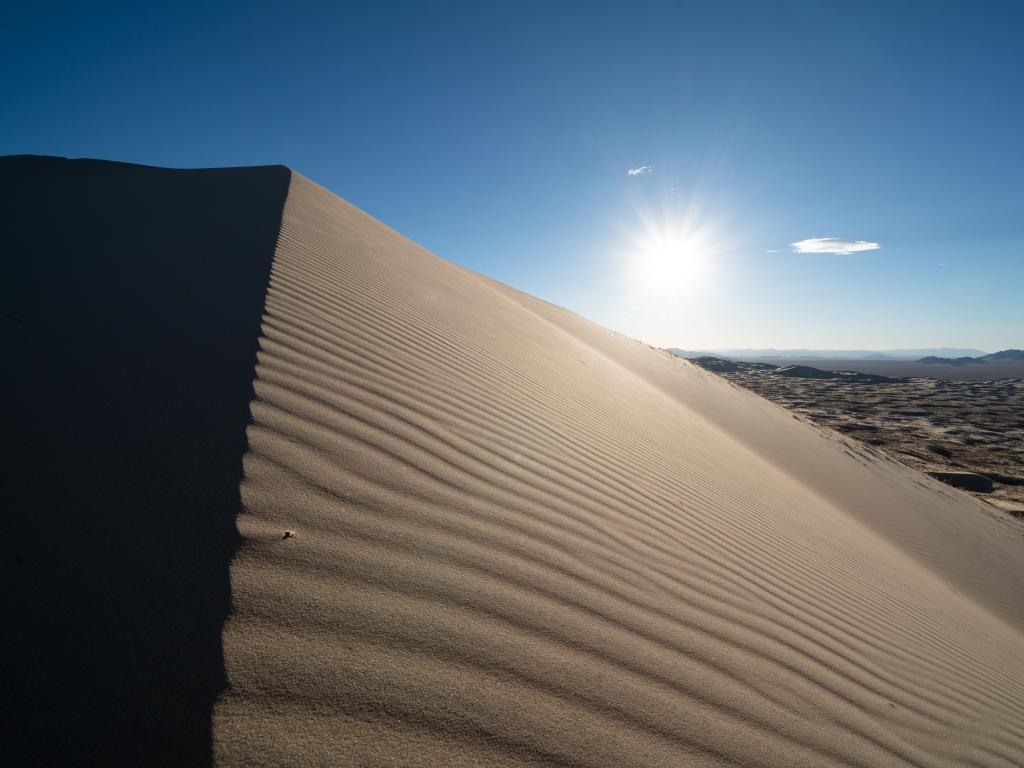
[215,174,1024,767]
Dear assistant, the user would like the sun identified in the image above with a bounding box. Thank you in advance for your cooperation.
[626,224,713,299]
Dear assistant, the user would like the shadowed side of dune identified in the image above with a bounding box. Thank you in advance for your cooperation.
[2,157,290,766]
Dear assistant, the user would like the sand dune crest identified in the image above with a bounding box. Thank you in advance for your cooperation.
[216,172,1024,766]
[6,158,1022,766]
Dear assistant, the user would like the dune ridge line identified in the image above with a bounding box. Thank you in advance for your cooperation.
[214,171,1024,767]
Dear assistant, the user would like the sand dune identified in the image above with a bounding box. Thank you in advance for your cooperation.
[4,156,289,766]
[7,158,1024,766]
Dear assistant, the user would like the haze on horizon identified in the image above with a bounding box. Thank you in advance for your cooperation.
[2,1,1020,350]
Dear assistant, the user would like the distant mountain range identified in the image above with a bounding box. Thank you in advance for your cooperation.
[918,349,1024,365]
[666,347,990,361]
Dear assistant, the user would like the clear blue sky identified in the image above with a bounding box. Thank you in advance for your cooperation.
[3,1,1021,350]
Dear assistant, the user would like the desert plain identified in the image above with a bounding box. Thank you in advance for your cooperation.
[689,358,1024,514]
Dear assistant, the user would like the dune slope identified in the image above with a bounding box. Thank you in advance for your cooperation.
[215,172,1024,767]
[6,158,1022,766]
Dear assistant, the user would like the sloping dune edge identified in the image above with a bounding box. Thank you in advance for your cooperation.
[215,171,1024,767]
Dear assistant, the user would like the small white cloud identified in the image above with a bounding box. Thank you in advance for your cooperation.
[766,249,778,253]
[667,186,680,193]
[791,237,880,255]
[627,165,652,176]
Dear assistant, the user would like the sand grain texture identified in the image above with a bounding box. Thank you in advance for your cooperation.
[216,173,1024,766]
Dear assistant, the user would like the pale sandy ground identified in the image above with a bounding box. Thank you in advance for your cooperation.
[216,172,1024,766]
[7,159,1024,767]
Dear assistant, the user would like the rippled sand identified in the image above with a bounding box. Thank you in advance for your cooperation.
[216,172,1024,766]
[7,158,1024,767]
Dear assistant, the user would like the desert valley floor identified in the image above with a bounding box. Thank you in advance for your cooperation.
[688,360,1024,514]
[6,156,1024,767]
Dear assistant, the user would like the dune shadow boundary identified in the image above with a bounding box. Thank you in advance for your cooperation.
[2,156,290,766]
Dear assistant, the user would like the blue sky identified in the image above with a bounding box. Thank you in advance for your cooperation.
[3,1,1021,350]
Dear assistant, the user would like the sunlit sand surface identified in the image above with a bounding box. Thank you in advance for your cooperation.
[218,172,1024,766]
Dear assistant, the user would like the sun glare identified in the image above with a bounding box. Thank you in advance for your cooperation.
[626,221,714,300]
